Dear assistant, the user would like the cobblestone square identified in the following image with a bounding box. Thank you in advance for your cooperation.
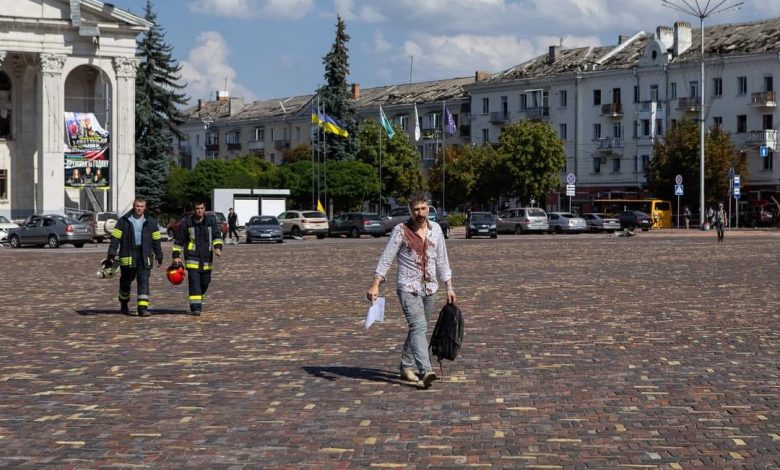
[0,230,778,468]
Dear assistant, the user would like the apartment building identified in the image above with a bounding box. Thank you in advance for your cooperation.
[466,17,780,208]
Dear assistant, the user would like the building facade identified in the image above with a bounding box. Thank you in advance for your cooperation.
[0,0,149,218]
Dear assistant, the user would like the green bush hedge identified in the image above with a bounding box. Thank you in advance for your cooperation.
[446,213,467,227]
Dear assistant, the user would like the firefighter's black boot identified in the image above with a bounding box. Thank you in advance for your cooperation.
[120,301,130,315]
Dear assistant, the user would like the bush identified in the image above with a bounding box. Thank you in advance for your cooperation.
[446,213,467,227]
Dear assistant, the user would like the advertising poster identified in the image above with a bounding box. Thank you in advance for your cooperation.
[64,112,110,189]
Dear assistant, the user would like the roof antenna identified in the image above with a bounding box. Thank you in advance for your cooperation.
[560,37,564,49]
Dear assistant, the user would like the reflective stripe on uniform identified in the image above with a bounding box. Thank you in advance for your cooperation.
[172,245,182,253]
[185,261,200,270]
[111,228,122,239]
[118,291,131,301]
[119,256,133,266]
[189,295,203,302]
[152,231,161,240]
[137,299,150,307]
[212,239,223,247]
[202,261,212,271]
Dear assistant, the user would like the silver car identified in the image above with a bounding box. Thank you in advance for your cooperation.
[245,215,284,243]
[0,215,19,244]
[581,213,621,232]
[7,214,92,248]
[382,206,410,234]
[496,207,549,234]
[547,212,587,234]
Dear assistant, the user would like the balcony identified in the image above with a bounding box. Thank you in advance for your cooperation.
[677,97,701,113]
[744,129,778,150]
[205,143,219,152]
[489,111,509,124]
[248,140,264,151]
[521,107,549,121]
[597,137,624,153]
[274,140,290,150]
[227,142,242,151]
[600,103,623,118]
[751,91,777,108]
[459,125,471,137]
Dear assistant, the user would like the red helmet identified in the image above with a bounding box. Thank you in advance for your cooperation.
[166,264,186,285]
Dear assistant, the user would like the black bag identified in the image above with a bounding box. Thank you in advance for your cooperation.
[429,303,464,373]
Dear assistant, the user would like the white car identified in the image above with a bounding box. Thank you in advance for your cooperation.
[547,212,587,234]
[0,215,19,244]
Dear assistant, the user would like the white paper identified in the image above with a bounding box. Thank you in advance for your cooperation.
[364,297,385,330]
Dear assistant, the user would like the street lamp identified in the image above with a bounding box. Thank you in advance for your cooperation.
[661,0,742,227]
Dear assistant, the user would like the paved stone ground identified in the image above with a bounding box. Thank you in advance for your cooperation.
[0,229,778,469]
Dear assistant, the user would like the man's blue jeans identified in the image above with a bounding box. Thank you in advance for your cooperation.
[398,290,436,374]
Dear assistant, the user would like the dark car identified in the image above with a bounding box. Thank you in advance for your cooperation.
[245,215,284,244]
[329,212,385,238]
[428,207,451,239]
[7,214,92,248]
[617,210,652,231]
[465,211,497,239]
[167,211,228,239]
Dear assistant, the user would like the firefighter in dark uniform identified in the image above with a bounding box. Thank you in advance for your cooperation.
[106,196,163,317]
[172,201,223,315]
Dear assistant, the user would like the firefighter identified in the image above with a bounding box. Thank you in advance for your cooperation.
[171,201,223,315]
[106,196,163,317]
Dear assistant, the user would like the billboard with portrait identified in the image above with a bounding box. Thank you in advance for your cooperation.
[64,112,110,189]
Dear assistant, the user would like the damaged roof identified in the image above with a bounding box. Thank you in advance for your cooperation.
[353,77,474,108]
[678,16,780,62]
[225,95,314,123]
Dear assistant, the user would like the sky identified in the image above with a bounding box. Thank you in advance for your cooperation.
[108,0,777,106]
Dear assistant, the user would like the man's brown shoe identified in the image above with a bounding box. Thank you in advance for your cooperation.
[421,371,438,389]
[400,368,419,383]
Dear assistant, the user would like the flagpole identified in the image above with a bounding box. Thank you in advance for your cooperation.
[442,101,446,214]
[323,101,328,217]
[379,111,383,217]
[311,95,316,210]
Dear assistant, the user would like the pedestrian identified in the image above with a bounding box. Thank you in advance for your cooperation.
[172,201,223,315]
[713,202,727,242]
[227,207,239,244]
[683,206,691,229]
[105,196,163,317]
[366,191,456,389]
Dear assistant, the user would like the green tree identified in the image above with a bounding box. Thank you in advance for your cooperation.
[428,144,502,210]
[647,120,747,208]
[496,121,566,203]
[316,15,358,161]
[135,0,187,213]
[326,160,381,212]
[283,144,313,164]
[355,120,425,206]
[163,164,190,215]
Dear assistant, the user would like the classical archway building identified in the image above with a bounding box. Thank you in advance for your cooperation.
[0,0,150,218]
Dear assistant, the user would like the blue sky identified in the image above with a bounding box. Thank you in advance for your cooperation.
[109,0,774,106]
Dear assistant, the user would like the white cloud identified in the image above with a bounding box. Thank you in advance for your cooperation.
[180,31,256,101]
[334,0,386,22]
[188,0,315,19]
[372,30,392,53]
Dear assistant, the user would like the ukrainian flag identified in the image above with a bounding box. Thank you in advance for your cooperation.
[311,108,349,138]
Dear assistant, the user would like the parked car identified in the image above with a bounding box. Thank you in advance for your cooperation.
[496,207,549,234]
[581,212,621,232]
[0,215,20,244]
[7,214,92,248]
[277,210,329,239]
[465,211,497,238]
[76,211,119,243]
[617,210,652,231]
[547,212,587,234]
[167,211,228,240]
[245,215,284,244]
[382,206,410,234]
[329,212,385,238]
[428,206,451,239]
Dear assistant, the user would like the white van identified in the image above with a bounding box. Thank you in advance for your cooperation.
[496,207,549,234]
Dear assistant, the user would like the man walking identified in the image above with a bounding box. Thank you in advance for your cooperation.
[106,196,163,317]
[683,206,691,229]
[366,192,456,389]
[227,208,239,244]
[172,201,223,315]
[713,202,727,242]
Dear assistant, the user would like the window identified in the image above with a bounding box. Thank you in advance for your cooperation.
[270,128,276,141]
[482,97,489,114]
[0,72,10,139]
[763,114,773,130]
[593,123,601,140]
[206,132,219,146]
[641,155,650,172]
[254,128,264,141]
[655,119,663,136]
[737,115,747,133]
[196,134,200,146]
[713,116,723,128]
[593,157,601,173]
[612,158,621,172]
[689,81,699,98]
[396,115,409,130]
[634,85,640,103]
[763,151,774,171]
[520,93,527,110]
[613,123,622,138]
[559,90,567,107]
[713,77,723,97]
[0,169,6,199]
[632,120,638,138]
[501,96,508,116]
[593,89,601,106]
[765,76,774,92]
[633,154,638,173]
[559,123,567,140]
[612,88,621,104]
[670,82,677,99]
[650,85,659,102]
[482,128,489,143]
[226,130,240,144]
[642,119,651,136]
[738,76,747,95]
[294,126,301,141]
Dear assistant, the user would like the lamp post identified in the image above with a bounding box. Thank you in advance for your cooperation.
[661,0,742,227]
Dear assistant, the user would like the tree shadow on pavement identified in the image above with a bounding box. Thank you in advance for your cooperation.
[76,308,190,316]
[302,366,416,387]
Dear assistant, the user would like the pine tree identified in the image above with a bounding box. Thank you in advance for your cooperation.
[317,15,358,161]
[135,0,187,213]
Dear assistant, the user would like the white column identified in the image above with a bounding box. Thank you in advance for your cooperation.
[37,53,66,214]
[112,56,138,213]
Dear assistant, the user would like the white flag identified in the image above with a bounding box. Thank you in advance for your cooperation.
[413,103,421,142]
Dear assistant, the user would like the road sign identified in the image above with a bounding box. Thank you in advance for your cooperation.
[733,175,740,188]
[734,191,741,200]
[760,145,769,157]
[566,173,576,185]
[734,186,741,197]
[565,184,575,196]
[675,174,683,185]
[674,184,683,196]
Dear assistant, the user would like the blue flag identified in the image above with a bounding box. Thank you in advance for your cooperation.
[444,105,456,136]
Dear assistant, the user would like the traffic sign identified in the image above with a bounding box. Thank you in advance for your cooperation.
[734,191,741,200]
[566,173,576,185]
[674,184,684,196]
[565,184,575,196]
[760,145,769,157]
[734,186,741,197]
[675,174,683,185]
[733,175,740,188]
